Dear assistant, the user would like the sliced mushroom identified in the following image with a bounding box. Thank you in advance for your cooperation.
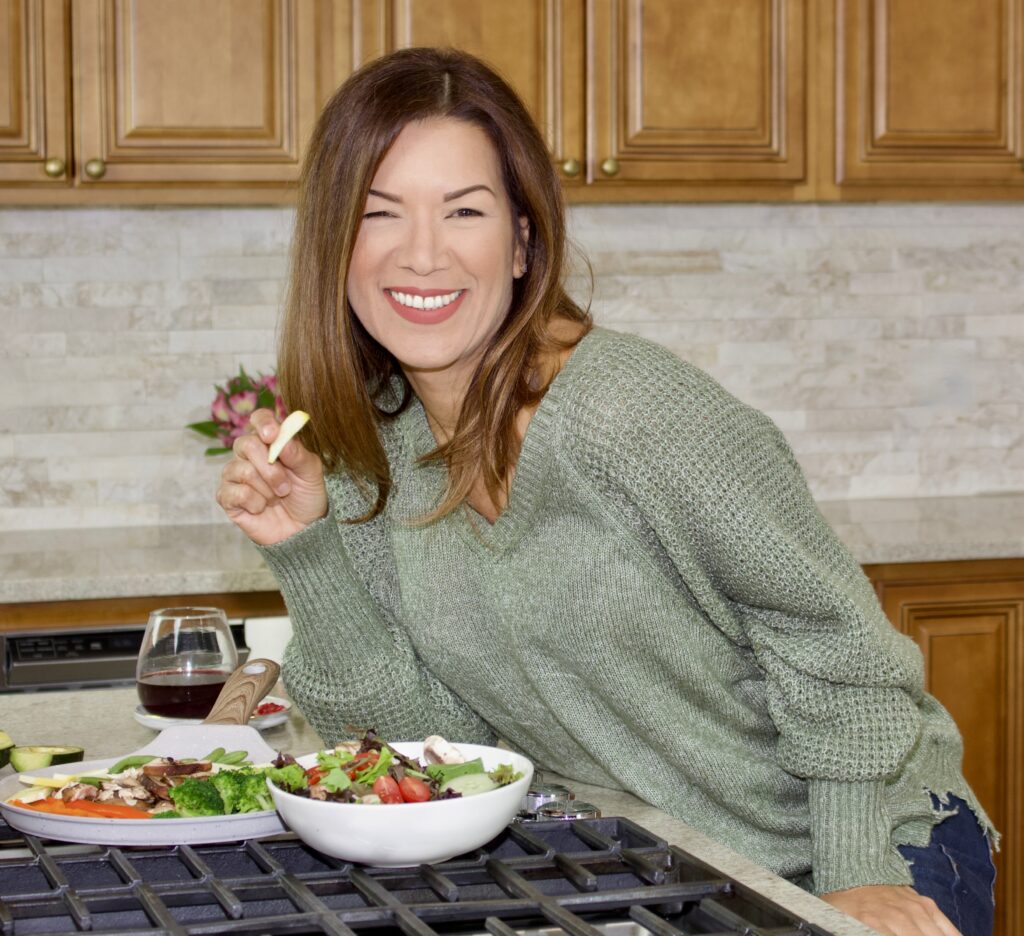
[423,735,465,765]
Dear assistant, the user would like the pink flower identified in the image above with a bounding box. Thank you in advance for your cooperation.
[229,391,257,417]
[211,391,231,423]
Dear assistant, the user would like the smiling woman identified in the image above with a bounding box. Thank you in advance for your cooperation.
[214,48,995,936]
[275,47,590,526]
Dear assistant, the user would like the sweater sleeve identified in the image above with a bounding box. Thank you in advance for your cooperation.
[569,342,925,894]
[256,472,496,748]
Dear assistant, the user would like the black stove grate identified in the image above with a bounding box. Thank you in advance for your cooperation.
[0,815,833,936]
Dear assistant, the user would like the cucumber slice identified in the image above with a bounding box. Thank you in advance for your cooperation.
[9,745,85,772]
[440,772,500,798]
[0,730,13,769]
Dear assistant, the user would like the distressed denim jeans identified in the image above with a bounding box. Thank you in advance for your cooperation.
[897,794,996,936]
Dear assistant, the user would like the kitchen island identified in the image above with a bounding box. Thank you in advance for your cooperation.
[0,685,875,935]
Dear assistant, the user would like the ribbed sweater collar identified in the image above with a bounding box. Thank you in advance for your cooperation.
[396,327,605,552]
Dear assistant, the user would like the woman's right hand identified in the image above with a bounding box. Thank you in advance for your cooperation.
[216,408,328,546]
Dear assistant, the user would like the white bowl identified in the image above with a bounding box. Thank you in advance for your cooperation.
[267,741,533,866]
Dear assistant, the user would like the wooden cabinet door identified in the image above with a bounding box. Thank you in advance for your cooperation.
[587,0,806,188]
[872,563,1024,936]
[70,0,324,187]
[0,0,70,186]
[836,0,1024,188]
[352,0,585,188]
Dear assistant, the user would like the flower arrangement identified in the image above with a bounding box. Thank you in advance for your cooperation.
[187,367,286,455]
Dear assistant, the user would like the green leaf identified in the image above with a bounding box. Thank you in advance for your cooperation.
[204,446,232,456]
[317,750,355,771]
[353,747,393,785]
[425,758,486,785]
[256,387,275,409]
[187,420,221,438]
[488,763,524,786]
[321,767,352,793]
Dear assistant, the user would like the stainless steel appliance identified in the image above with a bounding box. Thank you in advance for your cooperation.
[0,812,835,935]
[0,623,249,692]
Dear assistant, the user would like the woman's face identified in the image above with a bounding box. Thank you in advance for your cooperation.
[346,117,527,389]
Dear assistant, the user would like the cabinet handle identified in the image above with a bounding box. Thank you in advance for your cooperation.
[600,158,620,177]
[43,158,66,178]
[561,158,581,178]
[84,159,107,180]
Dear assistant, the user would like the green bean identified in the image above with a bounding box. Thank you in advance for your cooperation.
[76,776,105,787]
[108,755,154,774]
[202,747,226,763]
[217,750,248,765]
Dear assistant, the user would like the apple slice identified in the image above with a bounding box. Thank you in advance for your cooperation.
[267,410,310,464]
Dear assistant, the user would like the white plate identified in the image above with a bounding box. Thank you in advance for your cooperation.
[0,753,287,845]
[133,696,292,731]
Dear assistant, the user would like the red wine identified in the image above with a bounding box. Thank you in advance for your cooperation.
[137,669,228,718]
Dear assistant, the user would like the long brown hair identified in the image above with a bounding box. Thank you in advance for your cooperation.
[279,47,591,522]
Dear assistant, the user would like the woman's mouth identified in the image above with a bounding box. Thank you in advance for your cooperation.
[385,288,466,325]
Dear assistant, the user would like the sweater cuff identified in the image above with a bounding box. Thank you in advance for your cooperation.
[255,513,381,643]
[808,779,914,895]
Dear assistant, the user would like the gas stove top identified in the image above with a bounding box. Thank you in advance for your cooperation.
[0,814,834,936]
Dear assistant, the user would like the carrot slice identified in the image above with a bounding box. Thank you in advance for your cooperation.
[13,797,151,819]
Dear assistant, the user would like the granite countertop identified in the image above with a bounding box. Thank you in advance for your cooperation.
[2,494,1023,604]
[0,686,874,936]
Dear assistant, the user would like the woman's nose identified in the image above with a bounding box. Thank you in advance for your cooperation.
[397,216,446,275]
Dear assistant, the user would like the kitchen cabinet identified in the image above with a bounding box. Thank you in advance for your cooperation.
[351,0,585,190]
[355,0,809,200]
[0,0,347,203]
[830,0,1024,197]
[584,0,807,197]
[0,0,70,186]
[5,0,1024,204]
[866,557,1024,936]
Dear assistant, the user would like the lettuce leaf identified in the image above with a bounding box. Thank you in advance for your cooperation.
[425,758,486,785]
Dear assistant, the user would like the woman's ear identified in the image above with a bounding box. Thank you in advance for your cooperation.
[514,216,530,279]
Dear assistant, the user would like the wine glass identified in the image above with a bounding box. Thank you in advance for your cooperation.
[136,607,238,719]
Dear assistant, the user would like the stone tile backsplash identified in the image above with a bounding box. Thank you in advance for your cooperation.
[2,203,1022,531]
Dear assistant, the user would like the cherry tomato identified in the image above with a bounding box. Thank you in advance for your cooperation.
[373,775,403,804]
[306,766,326,785]
[398,776,431,803]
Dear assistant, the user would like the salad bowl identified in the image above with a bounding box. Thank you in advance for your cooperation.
[267,741,533,866]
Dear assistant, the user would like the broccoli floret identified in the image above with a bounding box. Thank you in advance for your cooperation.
[151,810,181,819]
[212,768,274,814]
[169,778,224,817]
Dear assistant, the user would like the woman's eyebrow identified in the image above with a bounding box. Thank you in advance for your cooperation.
[366,184,495,204]
[443,184,496,202]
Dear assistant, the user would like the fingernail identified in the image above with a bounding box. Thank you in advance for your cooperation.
[276,483,290,496]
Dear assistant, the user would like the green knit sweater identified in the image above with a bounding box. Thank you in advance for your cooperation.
[259,326,992,895]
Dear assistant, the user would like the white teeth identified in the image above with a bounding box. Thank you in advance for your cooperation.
[389,289,462,311]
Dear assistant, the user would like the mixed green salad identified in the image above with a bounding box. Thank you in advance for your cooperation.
[269,729,524,805]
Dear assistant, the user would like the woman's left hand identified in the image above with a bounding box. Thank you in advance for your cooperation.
[821,884,962,935]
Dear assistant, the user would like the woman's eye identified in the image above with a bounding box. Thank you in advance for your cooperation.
[363,210,394,219]
[449,207,483,218]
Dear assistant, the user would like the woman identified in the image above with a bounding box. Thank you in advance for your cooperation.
[218,48,995,936]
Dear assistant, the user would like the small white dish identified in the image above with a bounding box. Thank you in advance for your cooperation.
[133,696,292,731]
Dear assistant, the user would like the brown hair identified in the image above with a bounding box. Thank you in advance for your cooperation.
[279,47,591,522]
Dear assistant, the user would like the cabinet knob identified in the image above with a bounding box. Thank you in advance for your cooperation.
[43,158,66,178]
[600,157,620,177]
[84,159,107,180]
[561,158,581,178]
